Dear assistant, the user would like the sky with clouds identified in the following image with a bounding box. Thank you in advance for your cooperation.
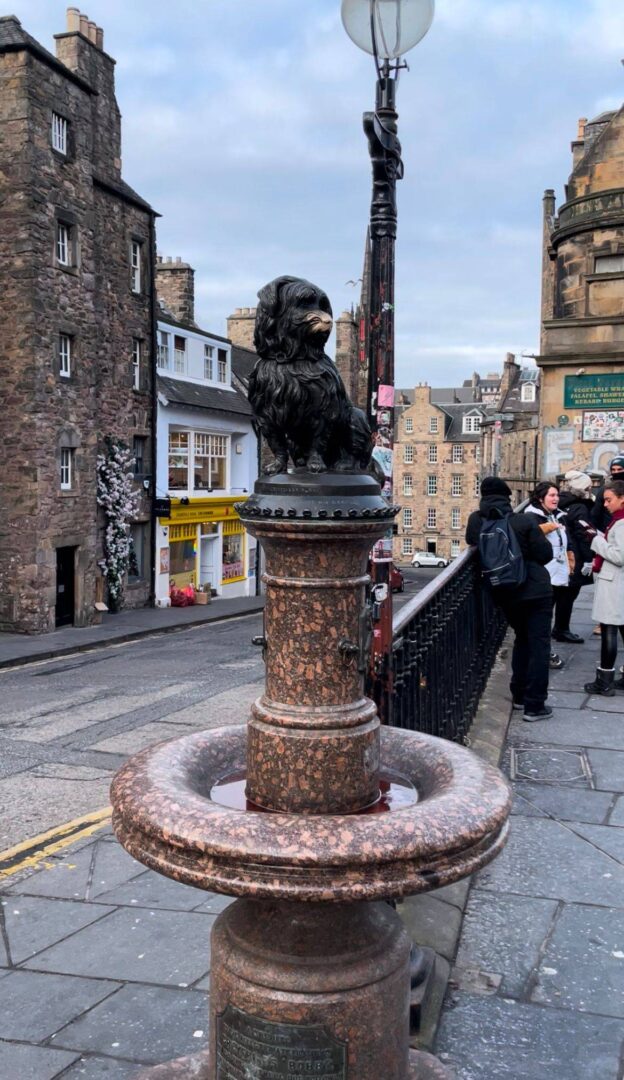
[10,1,624,387]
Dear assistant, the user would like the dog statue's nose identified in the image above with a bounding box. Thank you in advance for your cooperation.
[304,311,333,333]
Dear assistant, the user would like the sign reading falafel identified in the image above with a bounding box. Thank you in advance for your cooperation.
[564,374,624,409]
[216,1005,347,1079]
[582,410,624,442]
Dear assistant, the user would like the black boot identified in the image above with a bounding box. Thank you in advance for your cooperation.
[614,666,624,691]
[584,668,616,696]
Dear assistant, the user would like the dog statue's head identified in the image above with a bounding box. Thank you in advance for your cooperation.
[254,276,333,364]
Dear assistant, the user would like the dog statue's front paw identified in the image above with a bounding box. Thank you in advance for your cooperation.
[264,459,288,476]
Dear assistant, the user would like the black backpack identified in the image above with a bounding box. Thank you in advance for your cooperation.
[478,511,527,589]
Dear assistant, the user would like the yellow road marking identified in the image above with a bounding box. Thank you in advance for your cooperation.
[0,806,112,880]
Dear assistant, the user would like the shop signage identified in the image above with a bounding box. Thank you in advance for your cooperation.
[564,374,624,410]
[154,497,171,518]
[169,498,241,525]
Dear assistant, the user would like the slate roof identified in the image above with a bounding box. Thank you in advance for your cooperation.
[436,402,488,441]
[158,309,229,343]
[157,375,253,418]
[231,345,258,389]
[498,366,540,414]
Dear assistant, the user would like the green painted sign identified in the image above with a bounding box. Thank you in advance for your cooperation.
[564,374,624,409]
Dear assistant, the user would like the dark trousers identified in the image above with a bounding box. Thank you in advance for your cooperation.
[502,596,552,711]
[552,583,582,634]
[600,625,624,669]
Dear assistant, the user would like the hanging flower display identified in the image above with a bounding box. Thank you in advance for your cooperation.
[97,436,140,611]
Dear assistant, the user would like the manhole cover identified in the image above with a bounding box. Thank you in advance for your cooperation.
[510,747,593,787]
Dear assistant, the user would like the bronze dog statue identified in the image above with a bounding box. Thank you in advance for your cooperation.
[248,276,372,474]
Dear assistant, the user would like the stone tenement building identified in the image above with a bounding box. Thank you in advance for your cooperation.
[0,10,156,632]
[480,354,540,505]
[394,383,492,564]
[538,104,624,479]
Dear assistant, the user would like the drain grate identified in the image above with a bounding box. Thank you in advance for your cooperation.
[510,747,594,787]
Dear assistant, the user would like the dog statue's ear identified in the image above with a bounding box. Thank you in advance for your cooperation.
[257,279,281,319]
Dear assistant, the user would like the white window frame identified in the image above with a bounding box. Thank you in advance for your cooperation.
[402,508,412,529]
[428,445,437,464]
[403,475,413,497]
[429,416,438,434]
[131,240,141,293]
[132,339,142,390]
[193,432,229,493]
[452,445,463,463]
[405,417,413,434]
[174,335,186,374]
[451,507,461,530]
[57,221,70,266]
[427,508,437,529]
[427,475,437,496]
[404,445,414,464]
[452,475,463,497]
[157,331,170,369]
[451,540,461,558]
[59,334,71,378]
[168,430,189,491]
[217,348,228,383]
[521,384,536,403]
[402,537,413,556]
[474,476,481,497]
[475,445,481,463]
[52,113,67,155]
[60,447,73,490]
[463,415,481,435]
[204,344,214,381]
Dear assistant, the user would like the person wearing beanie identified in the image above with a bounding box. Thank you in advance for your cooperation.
[466,476,554,721]
[551,471,597,639]
[579,479,624,696]
[591,455,624,531]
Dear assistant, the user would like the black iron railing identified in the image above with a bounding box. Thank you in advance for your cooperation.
[389,549,507,741]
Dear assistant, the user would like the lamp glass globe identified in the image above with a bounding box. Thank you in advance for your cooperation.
[341,0,434,59]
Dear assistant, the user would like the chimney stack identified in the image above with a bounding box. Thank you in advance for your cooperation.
[156,258,196,327]
[66,7,80,31]
[571,117,588,168]
[65,9,104,50]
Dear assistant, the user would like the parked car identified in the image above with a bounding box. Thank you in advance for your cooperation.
[391,565,405,593]
[411,551,449,569]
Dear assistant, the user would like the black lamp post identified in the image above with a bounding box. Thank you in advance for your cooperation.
[342,0,434,723]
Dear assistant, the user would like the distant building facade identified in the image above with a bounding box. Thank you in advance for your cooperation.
[480,354,540,505]
[394,383,492,564]
[538,106,624,479]
[156,259,257,603]
[0,10,155,632]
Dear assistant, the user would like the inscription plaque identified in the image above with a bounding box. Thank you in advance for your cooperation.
[216,1005,347,1080]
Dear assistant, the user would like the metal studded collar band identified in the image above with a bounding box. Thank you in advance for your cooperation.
[235,469,399,522]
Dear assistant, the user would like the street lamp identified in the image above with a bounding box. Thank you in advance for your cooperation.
[342,0,434,725]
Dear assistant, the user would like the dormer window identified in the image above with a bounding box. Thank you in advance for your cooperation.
[204,345,214,380]
[52,113,68,155]
[462,414,481,434]
[521,383,536,403]
[217,348,228,383]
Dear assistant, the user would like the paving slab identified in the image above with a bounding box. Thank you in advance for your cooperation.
[55,983,209,1065]
[59,1058,139,1079]
[511,782,614,824]
[509,746,591,786]
[0,895,114,963]
[585,693,624,713]
[0,1039,79,1079]
[531,903,624,1018]
[586,749,624,793]
[192,893,236,915]
[436,991,624,1080]
[566,820,624,863]
[453,892,558,997]
[0,969,119,1041]
[398,895,463,963]
[24,907,215,985]
[473,816,624,906]
[9,840,143,900]
[508,710,624,750]
[96,869,206,911]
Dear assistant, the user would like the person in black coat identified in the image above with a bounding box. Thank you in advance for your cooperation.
[466,477,554,722]
[559,470,596,606]
[591,455,624,531]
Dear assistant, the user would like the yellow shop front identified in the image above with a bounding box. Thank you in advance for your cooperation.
[156,497,256,604]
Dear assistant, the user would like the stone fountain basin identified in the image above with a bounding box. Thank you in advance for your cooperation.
[111,724,511,903]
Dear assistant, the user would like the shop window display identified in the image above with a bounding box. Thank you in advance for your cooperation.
[222,532,244,581]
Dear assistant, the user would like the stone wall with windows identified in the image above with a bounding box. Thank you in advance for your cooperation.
[0,13,154,632]
[393,385,484,564]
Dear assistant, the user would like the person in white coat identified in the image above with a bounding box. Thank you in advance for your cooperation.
[525,482,572,667]
[581,479,624,696]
